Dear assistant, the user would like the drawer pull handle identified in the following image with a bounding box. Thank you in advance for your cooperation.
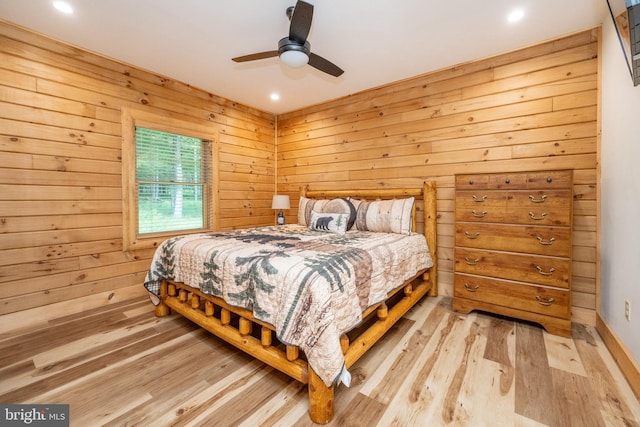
[472,210,487,218]
[465,257,480,265]
[464,231,480,239]
[536,236,555,245]
[464,283,480,292]
[536,295,555,306]
[528,211,548,220]
[529,194,547,203]
[472,195,487,202]
[536,266,556,276]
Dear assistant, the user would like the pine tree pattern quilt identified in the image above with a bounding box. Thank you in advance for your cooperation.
[144,225,433,386]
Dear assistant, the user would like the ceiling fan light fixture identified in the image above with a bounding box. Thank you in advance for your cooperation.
[278,37,310,68]
[280,49,309,68]
[232,2,343,77]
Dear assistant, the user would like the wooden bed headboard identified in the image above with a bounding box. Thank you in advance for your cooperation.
[300,181,438,295]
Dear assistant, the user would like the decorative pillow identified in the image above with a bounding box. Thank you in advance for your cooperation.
[298,197,329,226]
[308,211,349,234]
[353,197,415,235]
[318,198,357,230]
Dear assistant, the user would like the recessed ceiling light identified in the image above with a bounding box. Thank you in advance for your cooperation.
[507,9,524,23]
[270,93,280,101]
[53,1,73,14]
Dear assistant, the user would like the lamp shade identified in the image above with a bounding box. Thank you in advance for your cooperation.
[271,195,290,210]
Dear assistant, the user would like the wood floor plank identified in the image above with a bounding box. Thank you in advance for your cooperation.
[451,313,516,426]
[0,295,638,426]
[544,331,588,377]
[550,367,606,427]
[238,380,307,427]
[376,312,470,425]
[174,363,273,427]
[196,370,294,427]
[515,413,550,426]
[482,315,516,396]
[362,298,449,404]
[103,380,212,427]
[515,321,556,425]
[329,392,386,426]
[0,320,198,402]
[440,320,481,424]
[32,318,159,369]
[572,323,640,426]
[334,316,416,409]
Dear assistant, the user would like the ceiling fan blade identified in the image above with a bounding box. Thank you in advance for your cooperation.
[289,1,313,43]
[308,53,344,77]
[232,51,279,62]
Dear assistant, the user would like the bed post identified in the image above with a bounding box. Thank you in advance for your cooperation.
[308,368,334,424]
[423,181,438,297]
[154,280,171,317]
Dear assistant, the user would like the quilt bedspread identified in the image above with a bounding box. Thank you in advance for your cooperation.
[144,225,433,386]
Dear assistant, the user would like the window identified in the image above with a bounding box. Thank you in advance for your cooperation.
[122,109,218,250]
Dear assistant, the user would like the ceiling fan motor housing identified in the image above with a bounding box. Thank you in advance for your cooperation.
[278,37,310,56]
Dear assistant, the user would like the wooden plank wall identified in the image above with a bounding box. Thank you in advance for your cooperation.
[0,21,275,326]
[276,29,599,325]
[0,21,599,328]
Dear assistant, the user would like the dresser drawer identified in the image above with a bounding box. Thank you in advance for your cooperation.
[455,223,571,257]
[508,189,572,226]
[524,170,573,189]
[456,207,571,226]
[456,190,508,209]
[508,189,572,207]
[454,248,571,288]
[456,170,572,190]
[454,273,570,318]
[456,189,571,225]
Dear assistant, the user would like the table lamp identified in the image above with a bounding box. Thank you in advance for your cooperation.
[272,195,290,225]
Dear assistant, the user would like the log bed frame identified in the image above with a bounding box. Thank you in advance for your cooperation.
[153,181,438,424]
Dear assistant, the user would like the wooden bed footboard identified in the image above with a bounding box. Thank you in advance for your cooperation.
[153,181,438,424]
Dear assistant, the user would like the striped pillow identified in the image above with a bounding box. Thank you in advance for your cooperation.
[298,197,329,226]
[351,197,415,235]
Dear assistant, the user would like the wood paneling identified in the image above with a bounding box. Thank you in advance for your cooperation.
[277,29,599,325]
[0,21,599,327]
[0,21,275,319]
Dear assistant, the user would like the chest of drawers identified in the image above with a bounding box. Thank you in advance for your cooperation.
[452,170,573,336]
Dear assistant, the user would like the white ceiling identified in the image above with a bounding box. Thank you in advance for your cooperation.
[0,0,625,114]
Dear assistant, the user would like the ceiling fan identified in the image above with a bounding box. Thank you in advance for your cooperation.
[232,1,344,77]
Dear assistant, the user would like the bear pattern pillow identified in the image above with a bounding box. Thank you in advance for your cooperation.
[298,197,357,230]
[319,197,357,230]
[352,196,415,235]
[308,211,349,234]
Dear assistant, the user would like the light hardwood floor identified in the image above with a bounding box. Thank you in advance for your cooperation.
[1,295,638,426]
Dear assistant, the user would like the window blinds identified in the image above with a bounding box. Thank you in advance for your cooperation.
[135,127,212,234]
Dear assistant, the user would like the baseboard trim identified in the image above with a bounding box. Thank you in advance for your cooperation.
[596,312,640,400]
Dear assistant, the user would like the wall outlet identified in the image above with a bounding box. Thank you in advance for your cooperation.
[625,300,630,321]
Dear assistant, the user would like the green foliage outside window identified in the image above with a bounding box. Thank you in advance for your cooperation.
[135,127,210,234]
